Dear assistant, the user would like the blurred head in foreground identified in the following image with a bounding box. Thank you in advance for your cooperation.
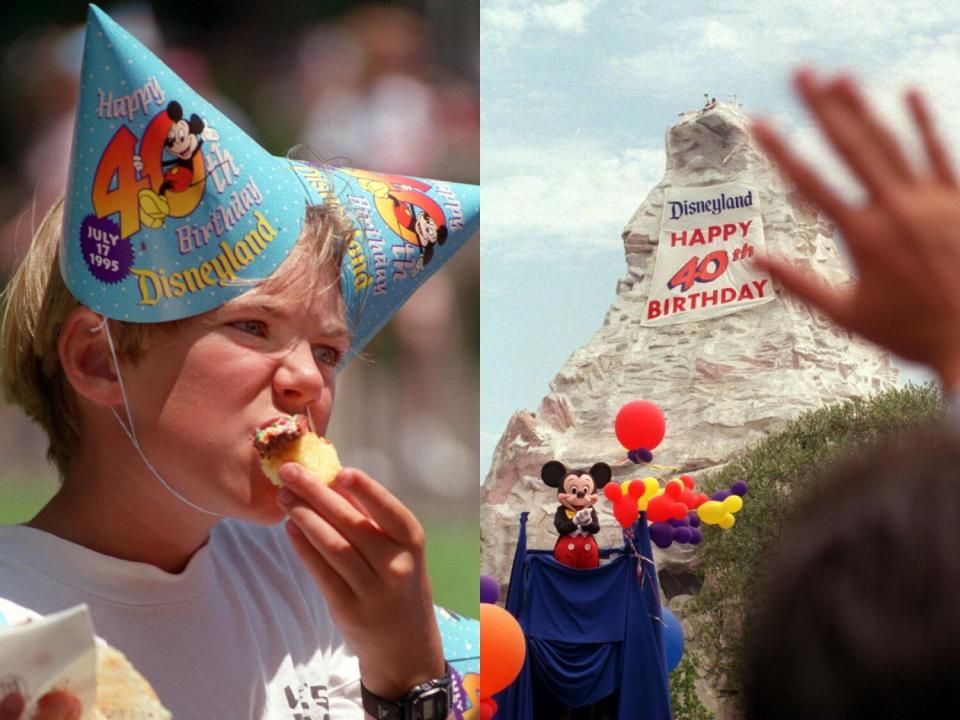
[745,427,960,719]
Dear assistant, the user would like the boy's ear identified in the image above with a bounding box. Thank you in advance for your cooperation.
[58,307,123,407]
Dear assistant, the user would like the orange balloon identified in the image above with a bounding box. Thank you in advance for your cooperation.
[480,604,526,700]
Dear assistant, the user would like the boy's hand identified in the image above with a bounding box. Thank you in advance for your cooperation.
[0,692,83,720]
[277,464,447,701]
[751,68,960,390]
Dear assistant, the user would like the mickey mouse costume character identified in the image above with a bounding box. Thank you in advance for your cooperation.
[541,460,612,569]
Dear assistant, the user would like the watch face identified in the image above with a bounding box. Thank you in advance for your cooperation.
[413,688,449,720]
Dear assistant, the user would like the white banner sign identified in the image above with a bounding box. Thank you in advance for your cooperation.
[642,183,775,326]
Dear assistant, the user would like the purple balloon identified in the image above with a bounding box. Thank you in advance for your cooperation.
[688,512,701,528]
[689,528,703,545]
[649,522,675,549]
[731,481,748,497]
[711,489,731,502]
[674,526,693,544]
[480,575,500,604]
[667,517,683,528]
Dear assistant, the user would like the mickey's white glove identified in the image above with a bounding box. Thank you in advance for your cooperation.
[574,508,592,527]
[201,125,219,142]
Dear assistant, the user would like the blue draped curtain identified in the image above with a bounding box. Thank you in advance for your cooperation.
[495,512,672,719]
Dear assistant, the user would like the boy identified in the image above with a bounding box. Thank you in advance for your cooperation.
[0,6,479,720]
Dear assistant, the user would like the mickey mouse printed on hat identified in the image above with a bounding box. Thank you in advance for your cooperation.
[63,5,479,361]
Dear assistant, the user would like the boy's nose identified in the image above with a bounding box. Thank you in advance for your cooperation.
[274,340,327,407]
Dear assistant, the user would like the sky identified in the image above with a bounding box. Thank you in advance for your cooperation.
[480,0,960,478]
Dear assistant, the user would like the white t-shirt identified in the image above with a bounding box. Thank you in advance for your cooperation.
[0,519,363,720]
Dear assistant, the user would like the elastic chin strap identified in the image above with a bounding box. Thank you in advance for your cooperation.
[95,316,224,518]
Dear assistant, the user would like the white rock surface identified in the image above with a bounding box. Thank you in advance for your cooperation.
[481,101,898,585]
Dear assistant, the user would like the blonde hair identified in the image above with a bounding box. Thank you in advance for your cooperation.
[1,198,350,476]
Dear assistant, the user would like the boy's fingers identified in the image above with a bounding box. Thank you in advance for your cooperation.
[330,480,376,521]
[284,519,356,606]
[794,69,904,200]
[334,468,426,549]
[907,89,958,187]
[284,499,378,592]
[279,464,392,561]
[33,692,82,720]
[751,118,852,224]
[753,255,850,327]
[0,694,24,720]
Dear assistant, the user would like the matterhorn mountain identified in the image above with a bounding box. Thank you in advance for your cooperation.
[481,100,898,585]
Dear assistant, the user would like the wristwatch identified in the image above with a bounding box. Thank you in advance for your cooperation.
[361,664,453,720]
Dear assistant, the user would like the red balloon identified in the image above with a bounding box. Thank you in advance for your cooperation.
[604,483,622,502]
[627,480,645,499]
[480,699,498,720]
[614,498,639,529]
[647,494,672,523]
[480,604,526,700]
[615,401,665,451]
[665,481,682,500]
[679,474,694,489]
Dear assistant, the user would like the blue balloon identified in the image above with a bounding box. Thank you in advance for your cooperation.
[661,606,685,672]
[480,574,500,604]
[673,526,693,544]
[649,522,675,549]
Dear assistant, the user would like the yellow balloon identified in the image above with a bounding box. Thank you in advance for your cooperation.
[723,495,744,514]
[697,501,723,525]
[637,477,661,511]
[719,513,736,529]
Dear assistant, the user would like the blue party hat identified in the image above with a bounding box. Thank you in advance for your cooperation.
[62,5,479,360]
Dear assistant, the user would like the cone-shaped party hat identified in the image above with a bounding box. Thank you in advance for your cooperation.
[63,5,478,361]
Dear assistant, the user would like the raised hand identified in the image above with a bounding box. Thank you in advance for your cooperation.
[752,69,960,389]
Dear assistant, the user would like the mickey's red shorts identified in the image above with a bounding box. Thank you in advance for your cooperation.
[553,534,599,569]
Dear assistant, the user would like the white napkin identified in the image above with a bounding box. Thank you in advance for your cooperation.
[0,603,98,720]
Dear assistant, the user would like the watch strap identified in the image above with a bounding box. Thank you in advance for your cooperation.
[361,663,453,720]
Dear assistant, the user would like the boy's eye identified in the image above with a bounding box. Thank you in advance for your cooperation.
[232,320,267,337]
[312,345,341,367]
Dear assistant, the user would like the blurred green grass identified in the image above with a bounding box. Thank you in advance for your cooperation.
[422,516,479,619]
[0,474,478,618]
[0,472,58,524]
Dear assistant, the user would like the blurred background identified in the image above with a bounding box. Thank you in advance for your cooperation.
[0,0,479,616]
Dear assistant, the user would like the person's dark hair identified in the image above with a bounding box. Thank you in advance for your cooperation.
[744,427,960,719]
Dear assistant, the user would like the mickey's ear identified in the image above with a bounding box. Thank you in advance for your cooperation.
[188,113,205,135]
[541,461,567,488]
[166,100,183,121]
[589,462,612,488]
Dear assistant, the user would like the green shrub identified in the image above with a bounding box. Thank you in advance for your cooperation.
[669,654,713,720]
[689,383,943,709]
